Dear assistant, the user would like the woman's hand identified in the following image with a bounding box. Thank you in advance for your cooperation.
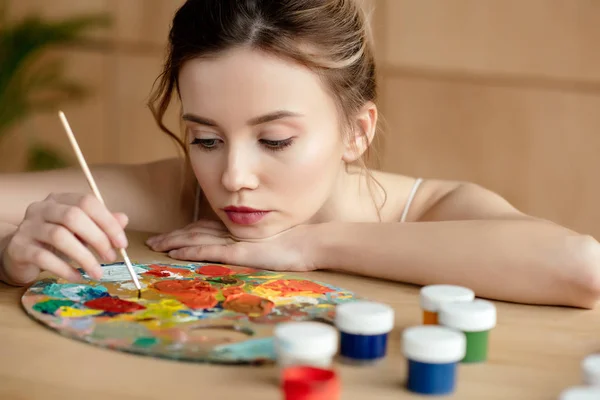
[146,219,317,272]
[1,193,129,285]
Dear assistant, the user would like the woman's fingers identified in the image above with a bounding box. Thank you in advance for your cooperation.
[150,231,231,252]
[47,193,128,249]
[31,223,103,280]
[8,237,84,282]
[113,212,129,228]
[42,203,118,262]
[147,224,229,249]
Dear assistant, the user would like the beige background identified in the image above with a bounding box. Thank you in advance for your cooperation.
[2,0,599,238]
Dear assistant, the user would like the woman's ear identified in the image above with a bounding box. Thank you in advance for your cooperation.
[343,101,378,163]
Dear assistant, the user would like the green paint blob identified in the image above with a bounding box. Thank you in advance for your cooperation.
[33,299,75,315]
[133,337,159,348]
[462,330,490,363]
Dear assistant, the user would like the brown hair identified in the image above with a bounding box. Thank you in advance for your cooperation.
[148,0,385,214]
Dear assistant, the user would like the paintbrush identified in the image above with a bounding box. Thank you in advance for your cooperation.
[58,110,142,296]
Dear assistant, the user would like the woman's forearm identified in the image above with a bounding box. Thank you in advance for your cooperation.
[314,220,600,308]
[0,222,17,285]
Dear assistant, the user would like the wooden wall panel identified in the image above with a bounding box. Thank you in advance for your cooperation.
[7,0,110,40]
[111,53,182,165]
[0,51,110,171]
[109,0,182,47]
[382,0,600,82]
[380,76,600,236]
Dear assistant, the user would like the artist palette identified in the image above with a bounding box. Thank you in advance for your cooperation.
[21,262,359,364]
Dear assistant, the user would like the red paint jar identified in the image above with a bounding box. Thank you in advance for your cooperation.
[282,366,339,400]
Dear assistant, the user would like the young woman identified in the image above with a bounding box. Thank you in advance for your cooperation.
[1,0,599,308]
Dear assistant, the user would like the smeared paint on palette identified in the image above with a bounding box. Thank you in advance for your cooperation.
[21,263,359,364]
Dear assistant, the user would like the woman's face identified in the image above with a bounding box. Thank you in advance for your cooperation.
[178,47,348,239]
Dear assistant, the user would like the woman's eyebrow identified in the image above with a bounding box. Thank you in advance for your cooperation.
[182,110,303,128]
[247,110,303,126]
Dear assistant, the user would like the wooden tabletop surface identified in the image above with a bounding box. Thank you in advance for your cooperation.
[0,231,598,400]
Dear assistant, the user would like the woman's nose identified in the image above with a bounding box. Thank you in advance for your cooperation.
[221,150,259,192]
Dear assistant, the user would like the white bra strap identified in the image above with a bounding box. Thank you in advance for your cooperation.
[400,178,423,222]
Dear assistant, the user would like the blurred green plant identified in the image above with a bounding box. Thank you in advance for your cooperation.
[0,0,110,170]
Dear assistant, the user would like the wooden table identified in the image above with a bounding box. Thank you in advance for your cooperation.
[1,231,598,399]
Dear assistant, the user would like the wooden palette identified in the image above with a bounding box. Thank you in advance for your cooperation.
[21,262,360,364]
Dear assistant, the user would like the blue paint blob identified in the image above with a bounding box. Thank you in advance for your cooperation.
[42,283,108,302]
[340,332,388,361]
[406,359,457,395]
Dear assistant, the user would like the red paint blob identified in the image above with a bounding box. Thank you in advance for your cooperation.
[261,279,334,295]
[196,265,234,277]
[153,279,217,295]
[145,269,170,277]
[147,264,192,276]
[84,297,146,313]
[223,293,274,316]
[283,366,339,400]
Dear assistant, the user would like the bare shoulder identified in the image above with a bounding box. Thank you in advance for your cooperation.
[126,157,195,231]
[371,170,527,222]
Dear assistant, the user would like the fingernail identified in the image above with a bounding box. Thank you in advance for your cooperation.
[104,249,117,262]
[168,250,178,258]
[117,233,128,248]
[71,272,84,283]
[93,267,103,280]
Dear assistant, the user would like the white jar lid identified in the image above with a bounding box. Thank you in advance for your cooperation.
[334,301,394,335]
[419,285,475,312]
[274,321,338,358]
[582,354,600,385]
[438,299,497,332]
[559,386,600,400]
[402,325,466,364]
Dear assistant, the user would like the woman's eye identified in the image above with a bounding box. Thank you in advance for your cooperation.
[190,138,220,150]
[260,138,294,151]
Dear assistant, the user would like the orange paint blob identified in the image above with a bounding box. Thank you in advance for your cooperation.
[423,310,438,325]
[221,286,245,297]
[153,279,219,310]
[196,265,234,276]
[153,279,217,295]
[261,279,334,295]
[223,293,274,316]
[177,292,218,309]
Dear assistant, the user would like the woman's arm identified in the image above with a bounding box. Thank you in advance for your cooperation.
[0,158,192,233]
[313,182,600,309]
[0,222,17,284]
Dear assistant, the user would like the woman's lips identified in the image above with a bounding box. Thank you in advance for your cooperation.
[223,206,270,225]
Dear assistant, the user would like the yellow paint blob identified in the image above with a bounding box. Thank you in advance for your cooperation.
[58,306,104,318]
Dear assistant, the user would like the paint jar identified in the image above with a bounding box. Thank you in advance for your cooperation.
[582,353,600,385]
[438,299,496,363]
[274,321,338,374]
[419,284,475,325]
[559,386,600,400]
[282,366,340,400]
[334,300,394,364]
[402,325,466,396]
